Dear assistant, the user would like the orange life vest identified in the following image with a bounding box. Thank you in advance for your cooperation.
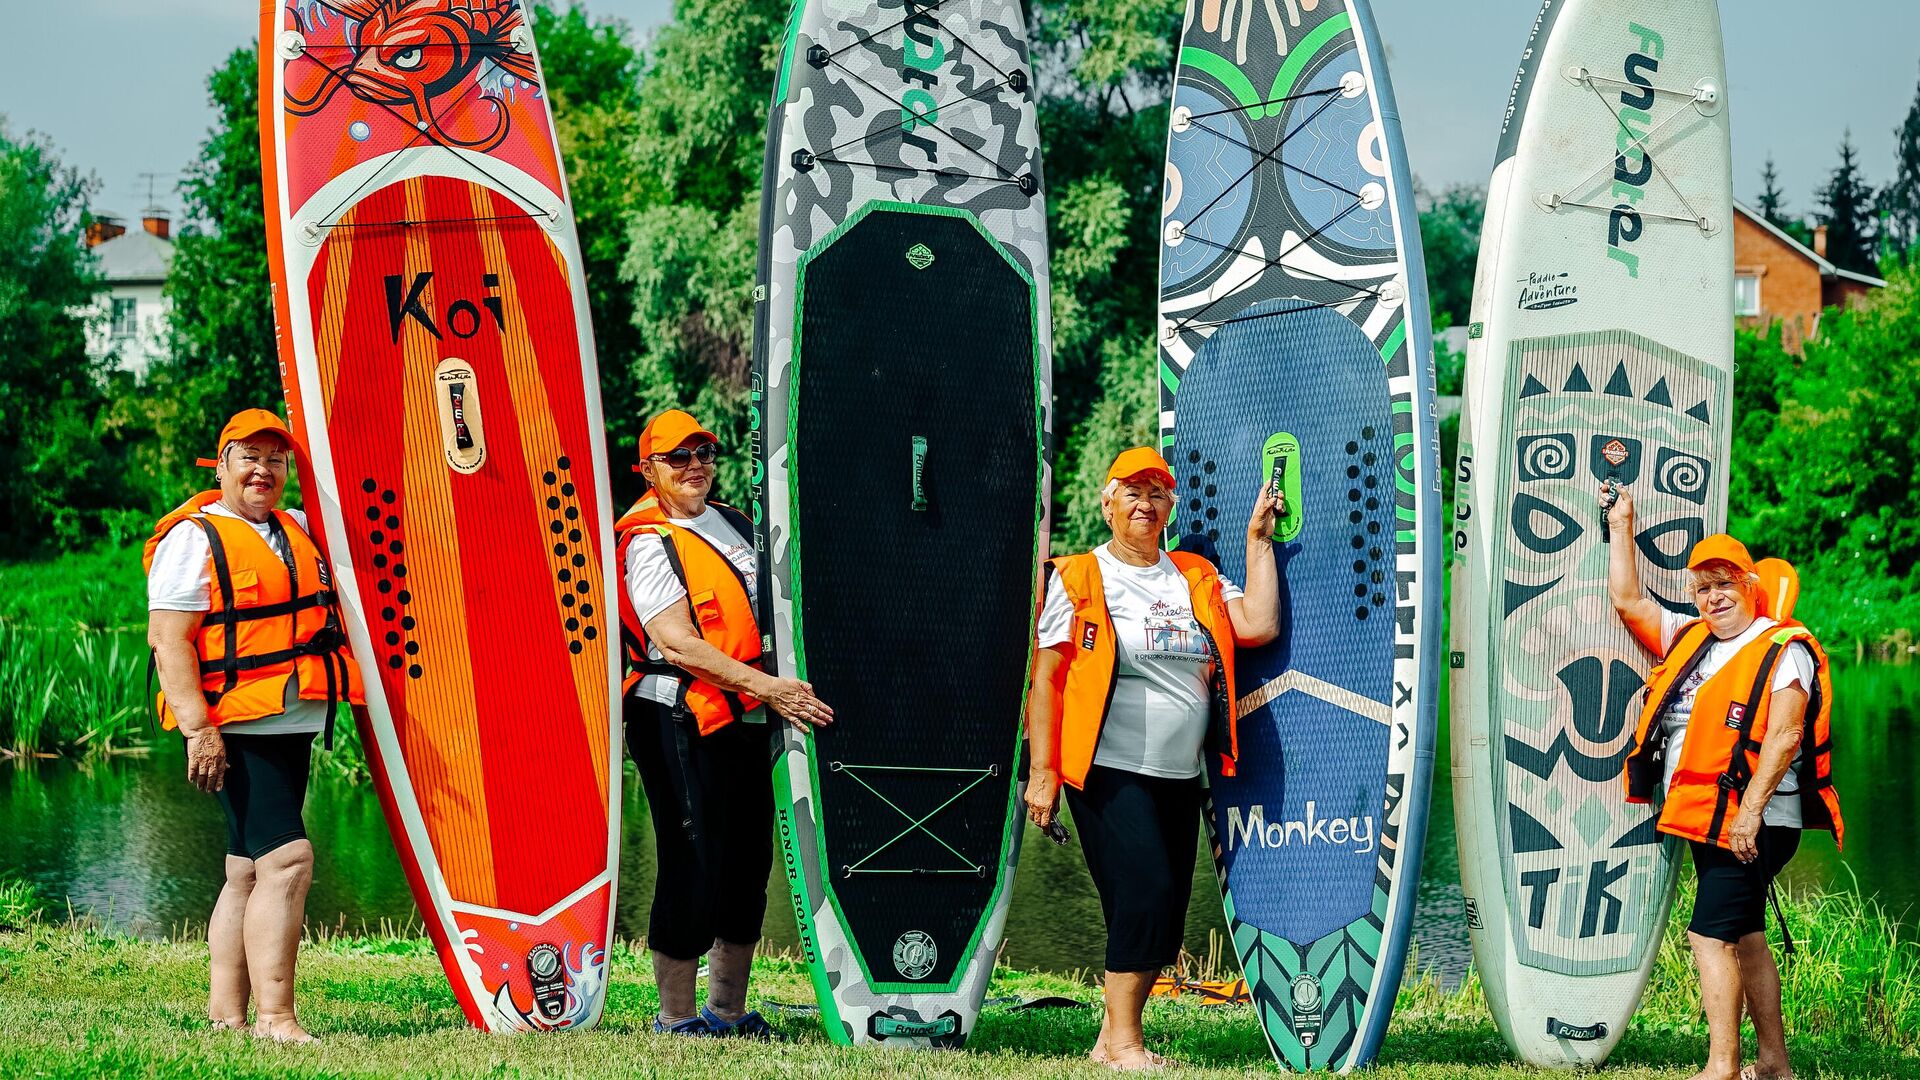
[143,492,363,740]
[1622,590,1842,852]
[1043,549,1239,790]
[613,494,763,735]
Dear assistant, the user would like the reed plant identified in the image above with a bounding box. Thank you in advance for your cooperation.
[0,624,148,760]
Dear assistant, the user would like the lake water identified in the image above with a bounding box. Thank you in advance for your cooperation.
[2,663,1913,985]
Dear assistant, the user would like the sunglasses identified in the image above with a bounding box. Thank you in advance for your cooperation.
[649,442,721,469]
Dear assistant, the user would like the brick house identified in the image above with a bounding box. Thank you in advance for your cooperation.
[1732,199,1884,353]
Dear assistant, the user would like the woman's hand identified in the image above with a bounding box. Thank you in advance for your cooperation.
[1728,808,1762,864]
[1246,488,1280,545]
[1025,767,1062,830]
[185,728,228,793]
[763,677,834,732]
[1602,481,1635,533]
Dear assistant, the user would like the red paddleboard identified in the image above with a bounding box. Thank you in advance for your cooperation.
[259,0,619,1031]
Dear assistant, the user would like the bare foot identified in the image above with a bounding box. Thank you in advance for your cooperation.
[1742,1064,1796,1080]
[1683,1067,1740,1080]
[251,1016,316,1044]
[208,1018,246,1032]
[1101,1046,1172,1071]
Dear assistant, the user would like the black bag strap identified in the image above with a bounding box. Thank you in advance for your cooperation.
[1706,640,1787,846]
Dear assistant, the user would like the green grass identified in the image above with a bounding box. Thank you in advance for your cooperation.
[0,877,1914,1078]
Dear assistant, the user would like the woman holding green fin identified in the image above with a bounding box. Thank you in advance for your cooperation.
[1025,446,1279,1070]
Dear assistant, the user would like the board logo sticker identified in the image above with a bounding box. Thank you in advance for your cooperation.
[1290,974,1325,1047]
[905,243,935,270]
[892,930,937,980]
[1600,438,1630,467]
[1724,702,1747,730]
[434,358,487,474]
[1516,270,1579,310]
[526,943,566,1020]
[1547,1017,1608,1042]
[1464,896,1484,929]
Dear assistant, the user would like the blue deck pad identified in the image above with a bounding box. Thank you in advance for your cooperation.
[1170,302,1397,946]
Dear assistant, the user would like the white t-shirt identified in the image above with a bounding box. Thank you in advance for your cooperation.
[1038,545,1243,779]
[624,505,763,721]
[1657,611,1814,828]
[147,503,328,736]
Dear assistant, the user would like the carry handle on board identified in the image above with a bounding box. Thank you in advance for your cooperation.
[1261,432,1303,543]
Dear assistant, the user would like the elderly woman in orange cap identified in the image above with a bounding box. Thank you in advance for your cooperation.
[613,409,832,1039]
[1604,485,1842,1080]
[1024,446,1280,1069]
[145,408,363,1042]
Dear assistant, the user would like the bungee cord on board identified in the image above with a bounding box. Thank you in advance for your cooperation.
[1540,73,1721,231]
[1163,80,1392,339]
[789,8,1038,196]
[829,761,1000,878]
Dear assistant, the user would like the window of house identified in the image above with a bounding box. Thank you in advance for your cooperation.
[1734,274,1761,317]
[110,297,138,337]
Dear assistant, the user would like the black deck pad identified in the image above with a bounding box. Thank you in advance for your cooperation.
[794,207,1037,986]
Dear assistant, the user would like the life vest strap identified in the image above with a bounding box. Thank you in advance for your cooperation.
[1706,640,1788,845]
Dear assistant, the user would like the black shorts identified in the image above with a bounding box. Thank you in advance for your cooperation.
[626,696,776,961]
[1688,826,1801,943]
[1064,764,1203,973]
[213,730,316,860]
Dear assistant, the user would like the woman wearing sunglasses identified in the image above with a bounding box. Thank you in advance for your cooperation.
[1024,446,1279,1070]
[613,409,834,1039]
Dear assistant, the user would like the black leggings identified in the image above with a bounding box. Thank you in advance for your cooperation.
[626,697,775,961]
[1065,764,1203,973]
[213,731,316,860]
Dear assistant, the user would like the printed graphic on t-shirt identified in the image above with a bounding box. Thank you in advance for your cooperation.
[719,541,756,596]
[1139,600,1211,664]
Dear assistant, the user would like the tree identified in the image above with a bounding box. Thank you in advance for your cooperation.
[1815,130,1879,274]
[0,120,122,555]
[153,46,275,498]
[1879,65,1920,258]
[1417,182,1485,331]
[619,0,790,505]
[531,2,648,496]
[1757,156,1788,223]
[1029,0,1184,548]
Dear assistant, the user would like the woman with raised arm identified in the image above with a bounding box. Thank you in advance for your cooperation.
[1605,484,1843,1080]
[1024,446,1279,1071]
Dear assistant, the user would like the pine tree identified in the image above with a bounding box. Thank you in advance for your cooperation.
[1816,130,1879,273]
[1755,156,1812,246]
[1757,156,1788,222]
[1880,64,1920,257]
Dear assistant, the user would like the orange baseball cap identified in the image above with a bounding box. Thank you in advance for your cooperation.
[1687,533,1756,574]
[1105,447,1176,490]
[634,409,718,472]
[198,408,293,467]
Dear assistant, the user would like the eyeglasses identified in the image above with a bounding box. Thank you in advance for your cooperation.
[649,442,720,469]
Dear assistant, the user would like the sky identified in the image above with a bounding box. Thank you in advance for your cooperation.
[4,1,1915,224]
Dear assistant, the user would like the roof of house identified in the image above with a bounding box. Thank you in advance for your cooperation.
[1733,199,1887,289]
[94,228,173,285]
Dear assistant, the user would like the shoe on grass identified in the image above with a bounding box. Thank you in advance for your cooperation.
[653,1014,714,1036]
[698,1006,783,1041]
